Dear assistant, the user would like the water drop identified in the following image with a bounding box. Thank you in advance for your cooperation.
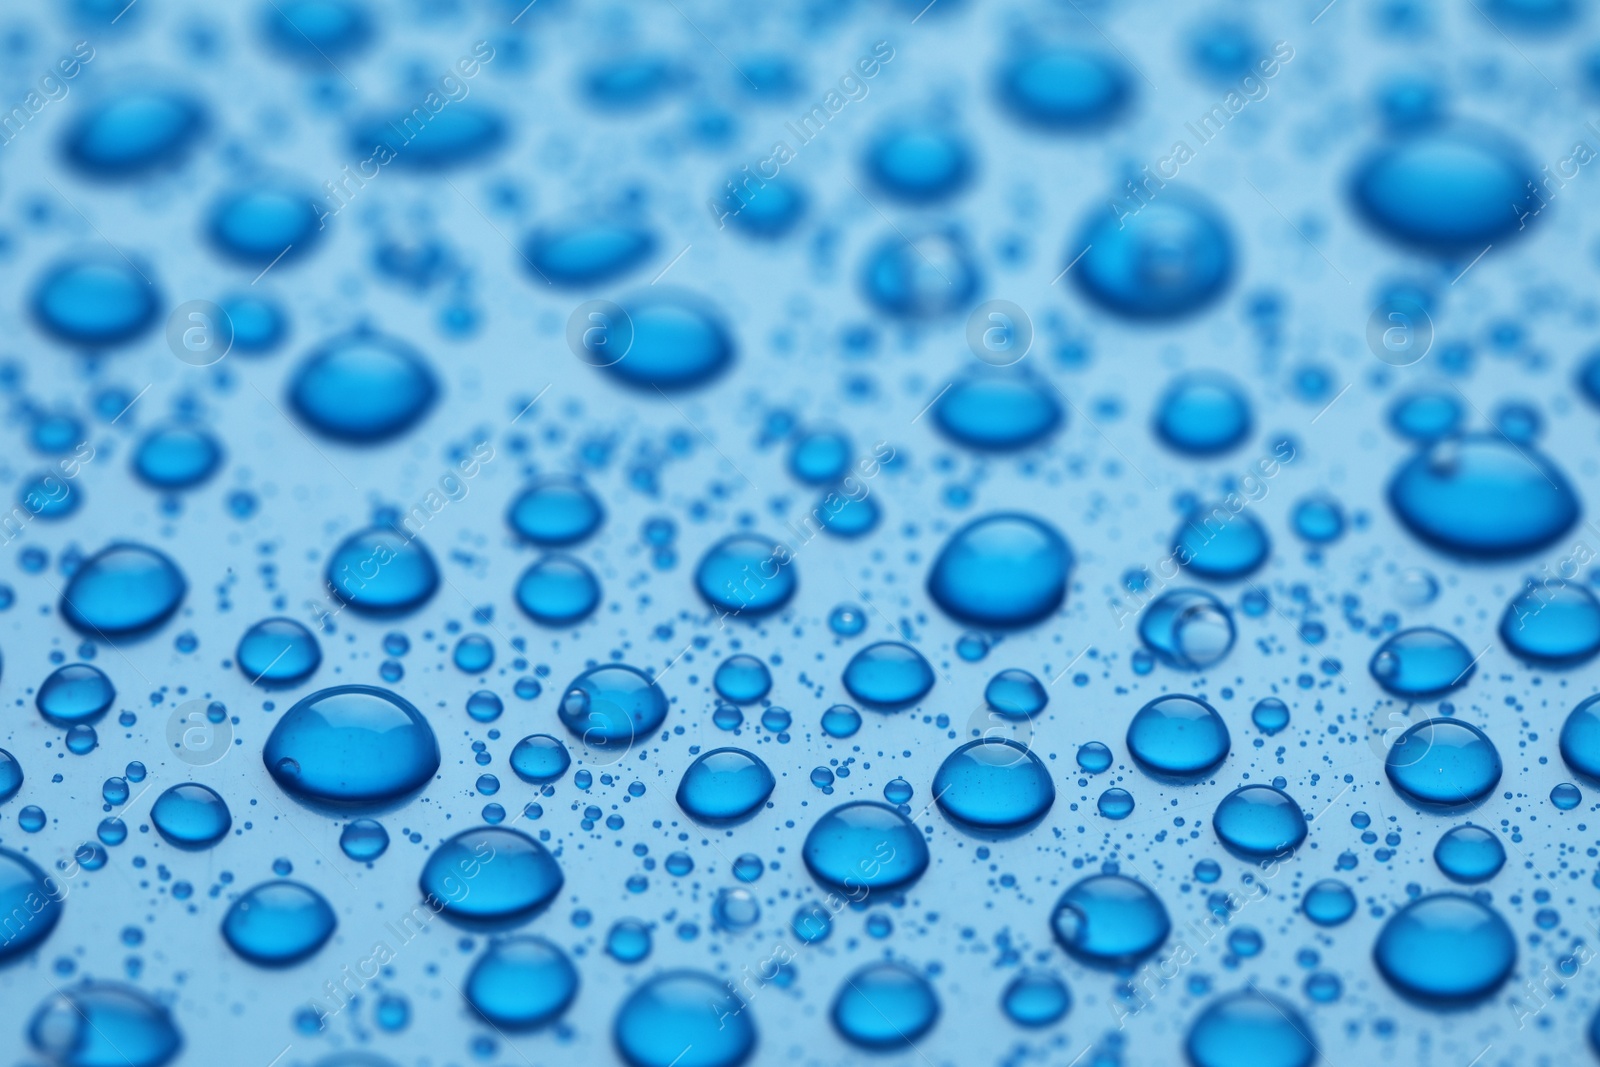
[263,685,440,809]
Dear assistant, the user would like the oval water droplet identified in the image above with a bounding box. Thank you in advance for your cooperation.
[1557,693,1600,781]
[676,748,775,826]
[1368,627,1476,699]
[325,526,439,617]
[1387,434,1579,559]
[985,668,1047,719]
[931,369,1063,453]
[237,617,321,688]
[1433,824,1506,884]
[1373,893,1515,1005]
[514,554,600,627]
[994,47,1132,132]
[347,103,507,171]
[933,516,1071,634]
[841,641,935,711]
[221,880,336,966]
[151,783,231,849]
[523,218,657,288]
[60,543,186,639]
[859,227,981,320]
[1185,989,1317,1067]
[37,663,115,726]
[598,289,735,392]
[862,122,974,204]
[1499,579,1600,667]
[263,685,440,809]
[1301,879,1355,926]
[509,734,570,784]
[0,848,63,962]
[262,0,373,64]
[1050,873,1170,969]
[206,182,323,268]
[31,256,161,348]
[1385,718,1501,809]
[1350,126,1536,254]
[464,935,578,1030]
[695,533,795,618]
[933,738,1055,834]
[132,425,223,491]
[613,971,756,1067]
[557,664,667,749]
[1000,969,1071,1028]
[420,826,563,929]
[1153,372,1251,457]
[288,331,438,444]
[1212,784,1306,859]
[1126,695,1230,780]
[1173,505,1270,581]
[803,801,929,898]
[61,88,207,179]
[506,476,603,546]
[1071,192,1234,320]
[28,982,181,1067]
[831,962,939,1050]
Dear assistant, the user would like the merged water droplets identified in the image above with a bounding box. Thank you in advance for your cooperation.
[859,227,981,319]
[1373,893,1516,1005]
[1137,588,1236,670]
[220,880,336,966]
[927,513,1071,628]
[263,685,440,809]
